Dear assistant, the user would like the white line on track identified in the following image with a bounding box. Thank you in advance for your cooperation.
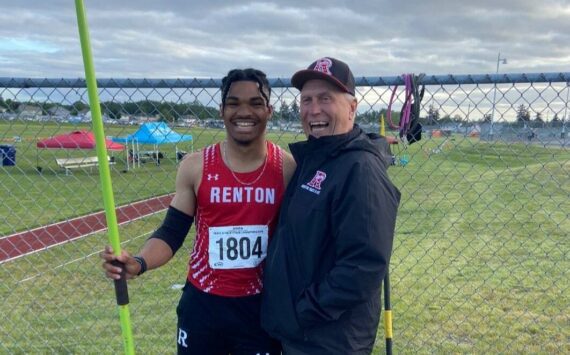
[0,194,171,241]
[1,207,166,265]
[16,231,152,283]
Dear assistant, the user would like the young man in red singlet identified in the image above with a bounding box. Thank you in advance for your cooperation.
[101,68,295,354]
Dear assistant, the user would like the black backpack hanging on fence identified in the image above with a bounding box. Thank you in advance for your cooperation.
[406,110,423,144]
[400,74,424,145]
[387,73,425,145]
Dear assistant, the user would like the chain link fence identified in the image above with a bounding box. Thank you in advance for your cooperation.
[1,73,568,353]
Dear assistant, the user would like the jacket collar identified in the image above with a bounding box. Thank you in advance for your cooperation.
[290,125,362,160]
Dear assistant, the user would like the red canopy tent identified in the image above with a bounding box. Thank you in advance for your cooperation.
[37,130,124,150]
[36,130,124,173]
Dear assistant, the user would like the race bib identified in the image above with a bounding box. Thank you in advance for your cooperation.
[208,225,268,269]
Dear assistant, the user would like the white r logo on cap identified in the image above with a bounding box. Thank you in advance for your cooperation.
[313,58,333,75]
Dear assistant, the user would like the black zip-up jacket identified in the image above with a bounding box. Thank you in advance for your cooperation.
[261,126,401,355]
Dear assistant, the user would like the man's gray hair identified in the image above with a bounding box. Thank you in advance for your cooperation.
[344,93,357,120]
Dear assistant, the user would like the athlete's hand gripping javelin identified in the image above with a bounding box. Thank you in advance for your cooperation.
[101,246,141,280]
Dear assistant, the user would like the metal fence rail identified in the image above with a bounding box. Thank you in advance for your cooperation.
[1,73,568,354]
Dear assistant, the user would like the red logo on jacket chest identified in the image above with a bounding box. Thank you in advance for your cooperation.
[306,170,327,190]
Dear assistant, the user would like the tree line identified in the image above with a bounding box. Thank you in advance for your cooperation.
[1,96,565,125]
[0,97,220,122]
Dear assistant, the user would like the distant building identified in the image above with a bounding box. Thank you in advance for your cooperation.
[68,115,83,124]
[178,115,199,127]
[203,119,224,129]
[17,104,42,118]
[135,115,159,123]
[70,110,112,123]
[48,106,71,118]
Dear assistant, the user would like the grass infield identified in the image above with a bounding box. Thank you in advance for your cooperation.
[1,122,569,353]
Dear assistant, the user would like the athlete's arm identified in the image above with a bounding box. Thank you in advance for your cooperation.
[282,150,296,186]
[169,150,201,216]
[138,151,200,268]
[101,152,202,280]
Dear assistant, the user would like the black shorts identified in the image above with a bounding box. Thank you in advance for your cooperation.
[176,282,281,355]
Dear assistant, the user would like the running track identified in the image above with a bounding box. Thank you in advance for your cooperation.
[0,193,174,263]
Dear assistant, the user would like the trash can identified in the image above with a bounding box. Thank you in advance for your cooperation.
[0,145,16,166]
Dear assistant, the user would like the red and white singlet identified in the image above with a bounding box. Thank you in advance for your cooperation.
[187,141,285,297]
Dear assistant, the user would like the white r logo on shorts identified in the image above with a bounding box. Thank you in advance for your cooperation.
[177,328,188,348]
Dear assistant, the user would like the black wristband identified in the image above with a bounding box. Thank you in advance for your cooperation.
[133,255,147,276]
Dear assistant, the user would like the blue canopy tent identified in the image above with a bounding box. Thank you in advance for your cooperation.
[111,122,193,170]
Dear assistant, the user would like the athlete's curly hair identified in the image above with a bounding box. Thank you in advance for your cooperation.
[221,68,271,108]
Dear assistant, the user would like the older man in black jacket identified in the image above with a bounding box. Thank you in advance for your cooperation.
[261,57,401,355]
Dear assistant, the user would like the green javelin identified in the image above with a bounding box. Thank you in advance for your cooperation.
[74,1,135,354]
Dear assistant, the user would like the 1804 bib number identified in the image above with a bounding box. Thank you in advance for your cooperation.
[208,225,268,269]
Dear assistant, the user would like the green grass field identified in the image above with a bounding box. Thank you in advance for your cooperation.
[0,122,304,236]
[1,122,569,353]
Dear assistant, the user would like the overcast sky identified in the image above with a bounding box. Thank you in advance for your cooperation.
[1,0,569,79]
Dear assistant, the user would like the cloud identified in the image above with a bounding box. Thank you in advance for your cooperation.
[0,1,569,78]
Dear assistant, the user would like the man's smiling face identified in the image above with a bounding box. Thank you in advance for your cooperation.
[299,79,357,138]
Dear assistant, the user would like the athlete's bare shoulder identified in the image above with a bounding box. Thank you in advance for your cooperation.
[267,140,296,186]
[282,150,296,186]
[177,150,203,189]
[170,150,203,216]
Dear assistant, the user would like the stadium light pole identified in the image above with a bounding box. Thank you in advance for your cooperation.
[490,52,507,138]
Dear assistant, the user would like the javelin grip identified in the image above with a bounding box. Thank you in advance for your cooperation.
[111,260,130,305]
